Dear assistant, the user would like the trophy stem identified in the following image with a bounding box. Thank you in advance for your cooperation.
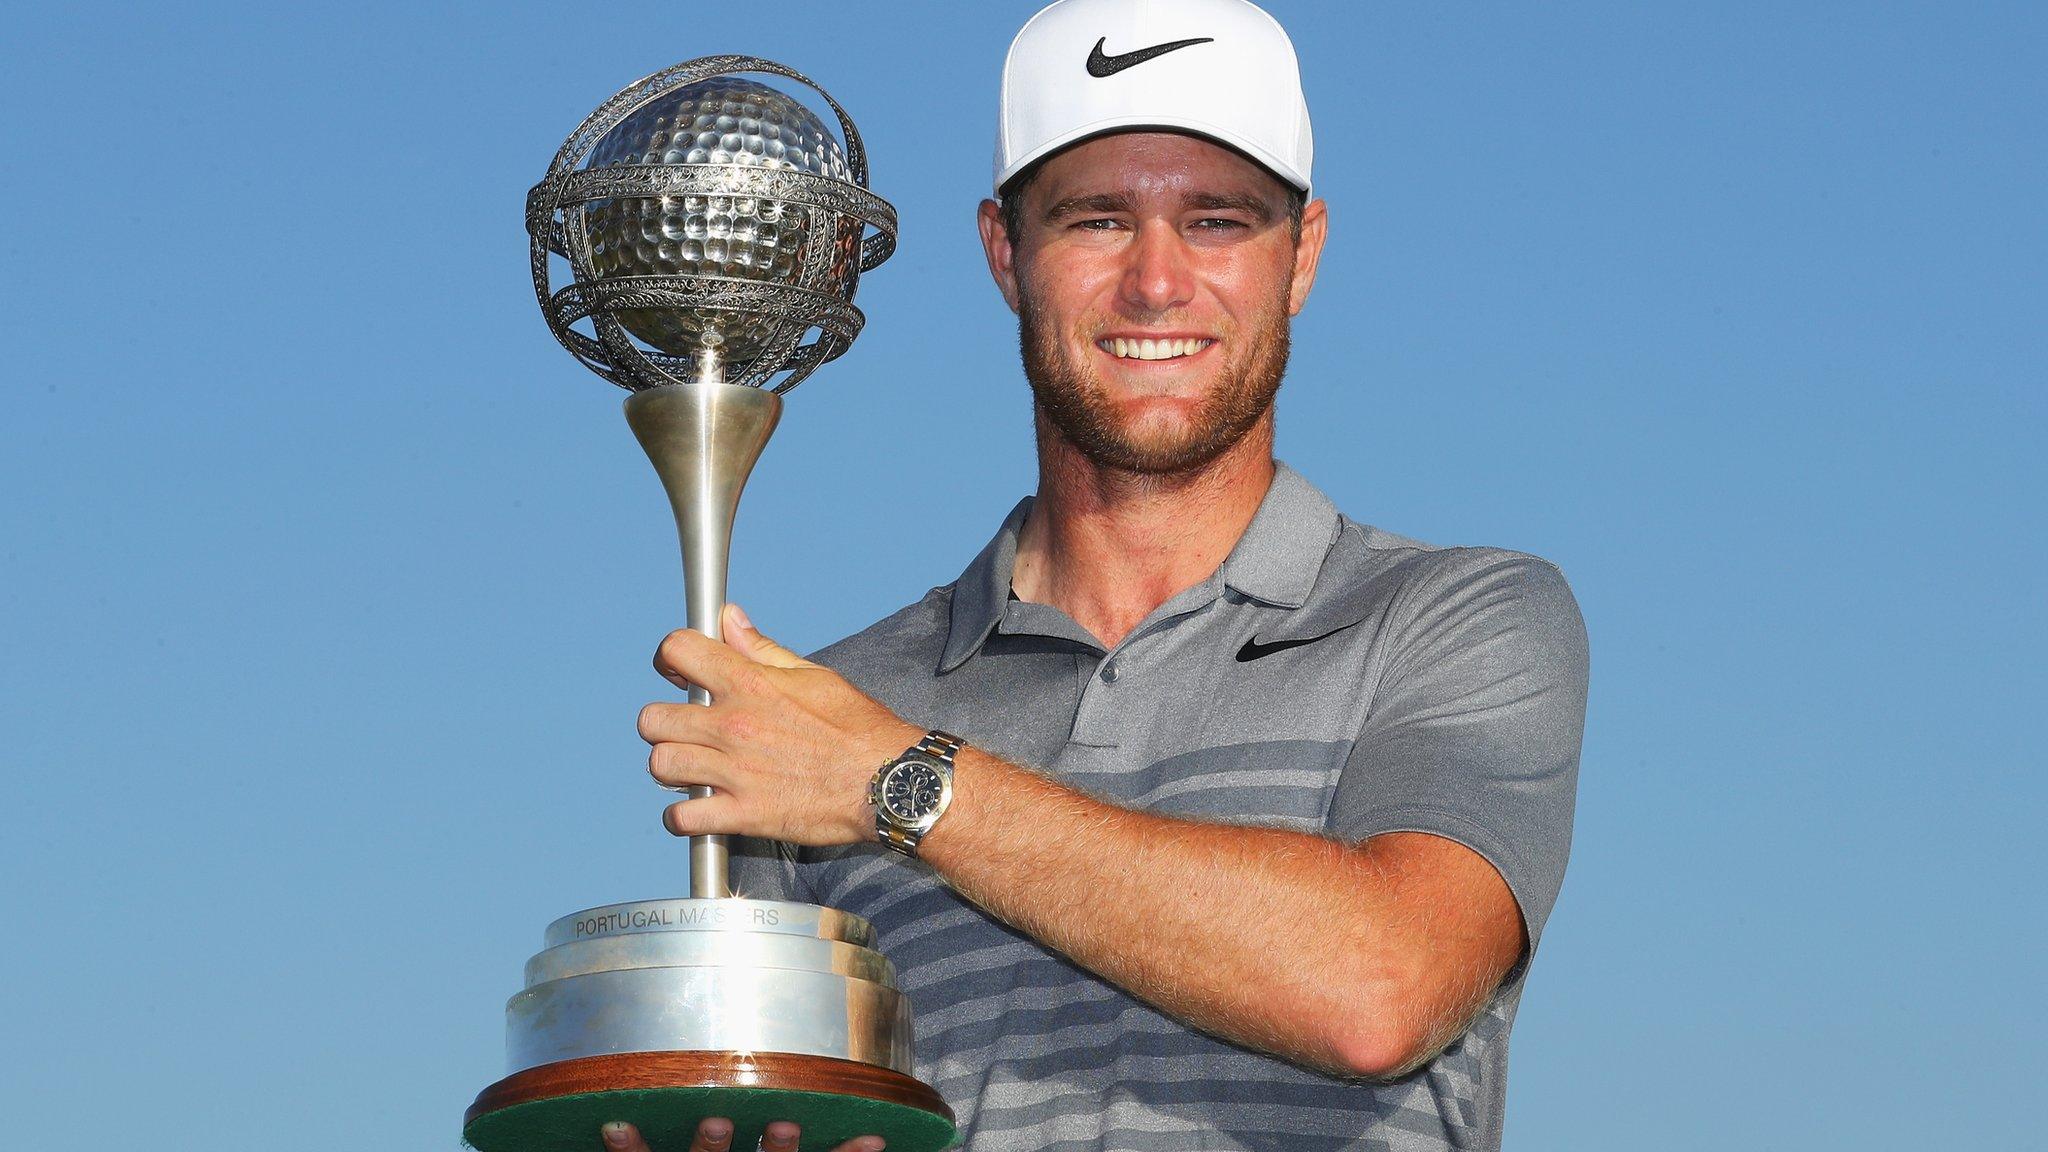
[625,381,783,899]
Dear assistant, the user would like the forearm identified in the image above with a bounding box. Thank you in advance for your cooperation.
[917,748,1513,1078]
[638,612,1524,1079]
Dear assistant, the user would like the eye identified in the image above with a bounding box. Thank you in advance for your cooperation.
[1072,216,1124,232]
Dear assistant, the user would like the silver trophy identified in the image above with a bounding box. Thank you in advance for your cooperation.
[465,58,955,1152]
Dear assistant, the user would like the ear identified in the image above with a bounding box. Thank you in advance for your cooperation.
[1286,197,1329,317]
[977,199,1022,314]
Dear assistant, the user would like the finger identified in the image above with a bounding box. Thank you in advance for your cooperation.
[653,627,749,693]
[759,1121,801,1152]
[664,793,747,837]
[829,1137,886,1152]
[687,1116,736,1152]
[637,700,718,747]
[601,1121,654,1152]
[649,741,734,791]
[723,603,814,670]
[656,666,698,694]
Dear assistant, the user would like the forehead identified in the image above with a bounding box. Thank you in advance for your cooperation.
[1025,131,1290,207]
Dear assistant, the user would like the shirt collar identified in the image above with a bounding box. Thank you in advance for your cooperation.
[1217,462,1342,608]
[937,463,1341,673]
[939,496,1032,673]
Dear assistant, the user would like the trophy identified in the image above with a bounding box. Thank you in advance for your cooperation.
[464,58,956,1152]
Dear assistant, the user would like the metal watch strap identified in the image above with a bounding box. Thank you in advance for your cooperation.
[874,729,964,857]
[909,729,964,765]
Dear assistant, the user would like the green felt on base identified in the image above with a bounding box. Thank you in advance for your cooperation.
[464,1085,958,1152]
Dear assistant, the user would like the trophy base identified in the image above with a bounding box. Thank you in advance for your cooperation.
[463,1051,957,1152]
[471,899,955,1150]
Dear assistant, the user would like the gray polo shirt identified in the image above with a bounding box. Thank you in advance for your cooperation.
[734,463,1588,1152]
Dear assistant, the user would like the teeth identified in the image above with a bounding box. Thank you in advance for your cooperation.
[1100,338,1212,361]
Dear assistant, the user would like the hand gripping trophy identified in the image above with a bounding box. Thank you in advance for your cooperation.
[464,57,956,1152]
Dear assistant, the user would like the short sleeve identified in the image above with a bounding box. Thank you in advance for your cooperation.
[1327,552,1588,954]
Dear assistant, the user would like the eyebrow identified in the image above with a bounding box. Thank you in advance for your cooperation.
[1042,191,1136,222]
[1183,191,1276,224]
[1039,189,1276,224]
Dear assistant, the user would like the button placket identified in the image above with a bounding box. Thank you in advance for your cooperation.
[1071,599,1213,747]
[1071,650,1126,747]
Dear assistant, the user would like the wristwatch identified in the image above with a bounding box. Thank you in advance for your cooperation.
[867,729,964,858]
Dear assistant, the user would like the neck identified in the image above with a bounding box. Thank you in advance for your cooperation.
[1012,410,1276,649]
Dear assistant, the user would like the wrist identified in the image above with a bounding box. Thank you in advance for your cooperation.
[867,728,966,857]
[851,720,925,838]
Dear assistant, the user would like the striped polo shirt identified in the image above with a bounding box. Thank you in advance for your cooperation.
[733,463,1588,1151]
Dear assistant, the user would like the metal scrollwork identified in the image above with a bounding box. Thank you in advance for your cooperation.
[527,56,897,394]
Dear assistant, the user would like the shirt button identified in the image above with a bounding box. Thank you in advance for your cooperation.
[1100,660,1119,683]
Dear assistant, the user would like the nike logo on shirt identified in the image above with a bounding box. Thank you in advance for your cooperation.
[1236,635,1324,662]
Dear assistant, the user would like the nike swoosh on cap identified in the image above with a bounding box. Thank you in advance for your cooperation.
[1086,36,1216,78]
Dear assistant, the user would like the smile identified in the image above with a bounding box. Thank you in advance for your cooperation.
[1096,337,1214,361]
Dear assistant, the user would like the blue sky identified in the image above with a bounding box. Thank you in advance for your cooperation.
[1,2,2041,1148]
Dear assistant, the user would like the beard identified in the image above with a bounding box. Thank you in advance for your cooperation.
[1017,292,1292,477]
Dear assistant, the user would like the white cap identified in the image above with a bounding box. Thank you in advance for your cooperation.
[995,0,1313,197]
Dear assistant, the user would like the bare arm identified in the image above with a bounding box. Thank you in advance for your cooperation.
[641,606,1525,1080]
[915,748,1521,1079]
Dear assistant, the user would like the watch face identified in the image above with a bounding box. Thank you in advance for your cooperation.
[882,760,946,822]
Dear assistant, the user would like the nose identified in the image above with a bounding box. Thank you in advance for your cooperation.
[1118,219,1196,315]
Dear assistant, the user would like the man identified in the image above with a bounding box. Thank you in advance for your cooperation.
[606,0,1587,1149]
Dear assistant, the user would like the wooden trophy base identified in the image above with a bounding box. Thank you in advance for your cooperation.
[464,1051,957,1152]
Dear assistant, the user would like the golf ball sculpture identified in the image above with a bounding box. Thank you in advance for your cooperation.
[471,57,952,1152]
[527,55,896,392]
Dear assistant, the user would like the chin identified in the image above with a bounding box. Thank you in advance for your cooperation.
[1017,295,1290,477]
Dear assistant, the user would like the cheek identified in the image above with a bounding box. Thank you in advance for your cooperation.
[1208,242,1298,310]
[1021,248,1124,307]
